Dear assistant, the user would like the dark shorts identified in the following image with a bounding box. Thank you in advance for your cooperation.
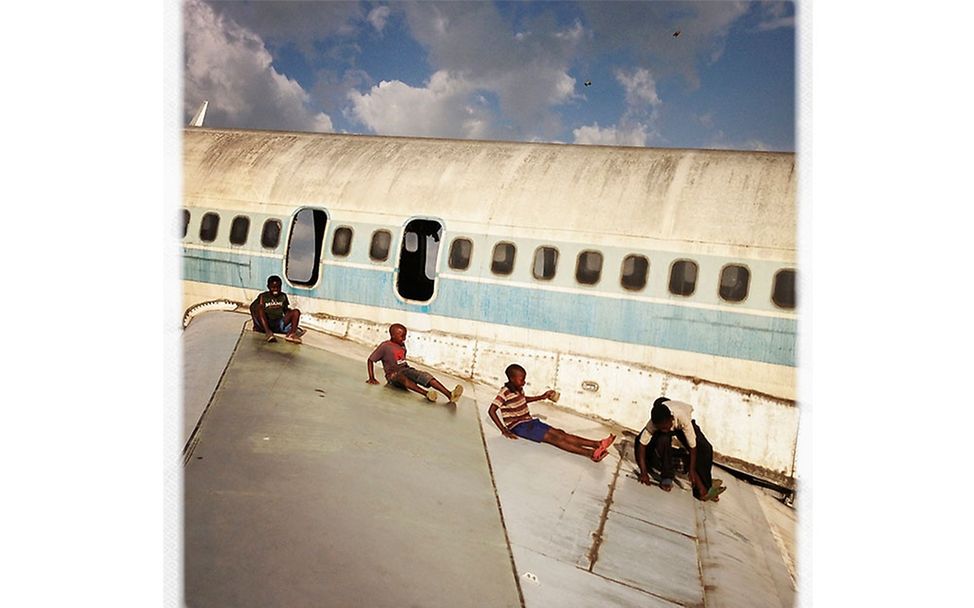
[257,317,292,334]
[388,367,434,388]
[510,419,551,442]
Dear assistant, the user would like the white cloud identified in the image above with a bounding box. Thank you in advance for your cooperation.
[183,0,334,132]
[754,16,795,32]
[572,68,662,148]
[616,68,662,109]
[706,130,773,151]
[580,1,750,90]
[572,122,651,147]
[742,139,771,151]
[346,70,492,139]
[367,6,392,33]
[754,1,795,31]
[211,1,365,57]
[400,3,585,139]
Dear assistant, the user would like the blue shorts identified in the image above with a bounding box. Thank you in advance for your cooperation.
[263,318,293,334]
[510,419,551,442]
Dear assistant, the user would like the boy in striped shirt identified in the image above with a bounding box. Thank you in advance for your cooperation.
[488,364,615,462]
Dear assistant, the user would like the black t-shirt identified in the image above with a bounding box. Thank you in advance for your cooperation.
[251,291,290,321]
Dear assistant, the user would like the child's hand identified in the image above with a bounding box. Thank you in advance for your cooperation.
[637,472,653,486]
[543,390,555,400]
[366,378,379,385]
[502,430,518,440]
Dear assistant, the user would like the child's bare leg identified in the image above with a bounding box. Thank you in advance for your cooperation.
[428,377,463,402]
[284,309,301,337]
[430,378,466,400]
[428,378,451,398]
[392,374,430,398]
[563,433,601,451]
[541,429,593,456]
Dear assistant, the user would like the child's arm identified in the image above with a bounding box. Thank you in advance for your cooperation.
[255,295,275,340]
[636,441,652,485]
[366,360,380,384]
[525,390,556,403]
[366,345,382,384]
[488,403,518,439]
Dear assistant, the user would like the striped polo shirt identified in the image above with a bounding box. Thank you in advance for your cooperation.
[491,384,533,429]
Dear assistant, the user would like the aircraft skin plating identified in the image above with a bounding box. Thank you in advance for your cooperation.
[181,127,798,484]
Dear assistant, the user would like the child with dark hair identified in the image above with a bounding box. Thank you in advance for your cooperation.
[488,363,615,462]
[635,397,724,501]
[250,275,303,343]
[366,323,464,403]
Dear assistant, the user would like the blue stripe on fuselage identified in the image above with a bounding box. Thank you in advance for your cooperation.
[183,248,796,367]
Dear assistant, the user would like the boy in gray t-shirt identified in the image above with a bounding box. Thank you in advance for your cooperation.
[366,323,463,404]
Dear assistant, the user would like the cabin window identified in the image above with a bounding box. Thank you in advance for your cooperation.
[772,269,797,309]
[370,230,392,261]
[448,238,473,271]
[621,254,649,291]
[491,242,516,275]
[285,208,328,286]
[261,219,282,249]
[181,209,190,238]
[576,250,603,285]
[332,226,353,257]
[719,264,750,302]
[668,260,698,296]
[532,247,559,281]
[396,219,443,302]
[199,212,220,243]
[229,215,250,246]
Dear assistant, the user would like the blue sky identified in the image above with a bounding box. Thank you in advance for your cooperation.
[184,1,795,151]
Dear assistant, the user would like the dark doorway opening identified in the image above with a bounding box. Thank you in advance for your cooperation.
[286,208,328,286]
[396,219,443,302]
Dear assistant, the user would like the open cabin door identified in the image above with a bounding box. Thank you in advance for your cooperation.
[396,218,443,303]
[285,207,329,288]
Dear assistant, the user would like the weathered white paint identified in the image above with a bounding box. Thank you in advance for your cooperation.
[182,281,795,400]
[183,281,797,480]
[181,129,799,483]
[184,129,796,255]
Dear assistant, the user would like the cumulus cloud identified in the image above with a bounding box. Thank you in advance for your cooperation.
[183,0,334,132]
[367,6,392,33]
[311,68,373,120]
[573,67,662,148]
[579,1,750,90]
[397,2,585,139]
[754,1,795,32]
[754,17,795,32]
[572,122,652,147]
[346,70,493,139]
[617,68,662,109]
[209,0,365,58]
[706,130,773,151]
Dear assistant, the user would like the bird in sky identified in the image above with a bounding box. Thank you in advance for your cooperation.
[673,31,681,37]
[584,80,592,87]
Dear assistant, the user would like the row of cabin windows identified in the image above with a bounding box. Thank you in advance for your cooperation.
[182,209,796,309]
[184,210,283,250]
[447,238,796,309]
